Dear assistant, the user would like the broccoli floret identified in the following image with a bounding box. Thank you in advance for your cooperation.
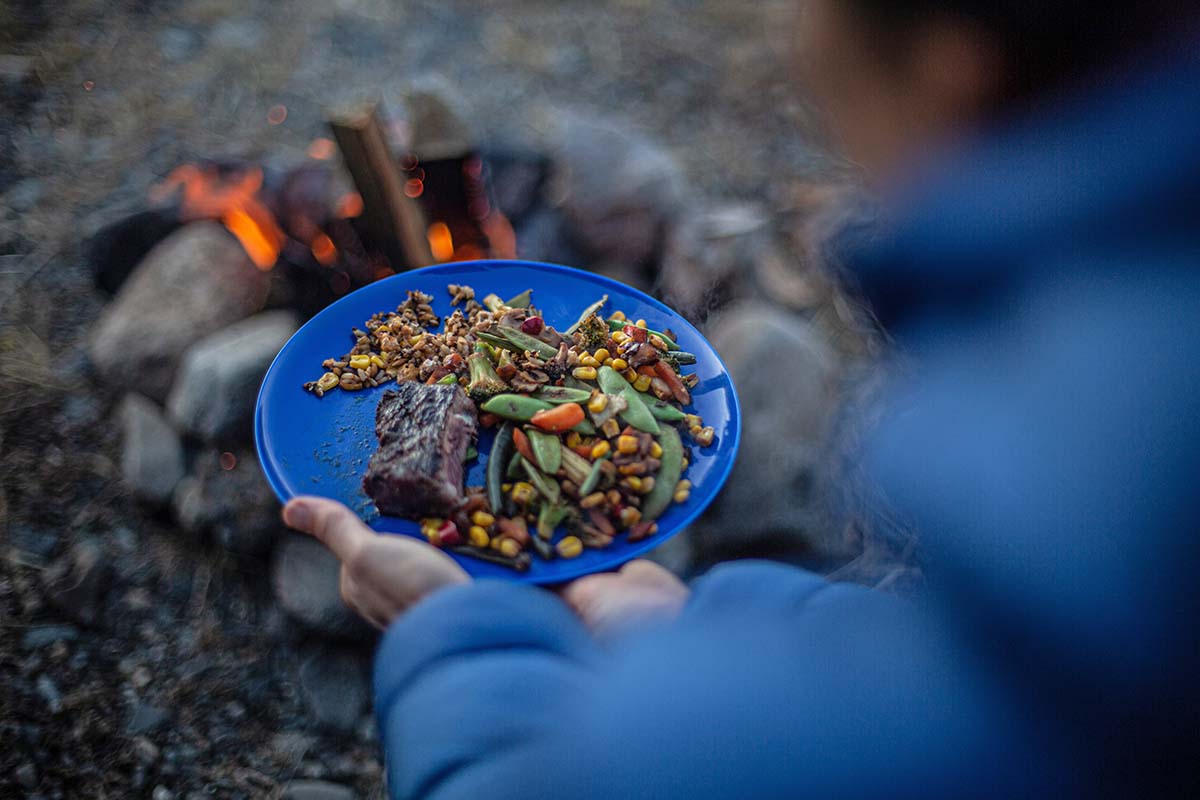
[574,314,611,351]
[467,352,508,402]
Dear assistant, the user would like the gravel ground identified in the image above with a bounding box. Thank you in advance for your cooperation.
[1,2,851,797]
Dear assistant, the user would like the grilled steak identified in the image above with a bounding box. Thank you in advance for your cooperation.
[363,382,478,518]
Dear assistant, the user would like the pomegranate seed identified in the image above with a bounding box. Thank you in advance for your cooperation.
[436,521,462,547]
[521,316,544,335]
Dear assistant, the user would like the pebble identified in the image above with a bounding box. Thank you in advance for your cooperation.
[22,625,79,649]
[133,736,161,764]
[36,675,63,713]
[271,534,374,641]
[152,786,174,800]
[42,541,110,627]
[297,645,370,733]
[127,702,171,736]
[16,763,37,789]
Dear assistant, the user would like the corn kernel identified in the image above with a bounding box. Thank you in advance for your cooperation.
[639,476,655,495]
[649,335,669,351]
[498,537,522,558]
[572,366,598,381]
[610,358,628,371]
[603,358,614,367]
[511,481,535,505]
[468,525,490,547]
[695,426,715,447]
[593,348,610,362]
[579,355,600,368]
[606,489,622,506]
[588,394,609,414]
[601,418,621,439]
[317,372,339,391]
[685,414,703,428]
[676,479,692,493]
[471,510,495,528]
[618,463,646,476]
[348,354,371,369]
[409,334,425,345]
[633,375,652,393]
[612,331,629,344]
[610,310,626,322]
[635,319,648,328]
[648,523,658,535]
[623,475,643,492]
[556,535,583,559]
[619,507,642,528]
[681,457,689,470]
[673,489,691,504]
[565,431,582,448]
[580,492,607,509]
[649,441,663,458]
[623,368,639,383]
[590,440,611,459]
[616,435,639,455]
[502,482,513,493]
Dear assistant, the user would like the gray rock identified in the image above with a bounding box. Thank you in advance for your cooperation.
[166,311,298,441]
[297,645,370,733]
[22,625,80,649]
[133,736,161,764]
[89,223,270,401]
[658,203,773,323]
[688,303,842,564]
[159,28,202,62]
[406,79,475,160]
[6,178,43,212]
[271,534,374,641]
[550,116,685,268]
[281,780,358,800]
[119,394,185,504]
[42,541,110,627]
[270,731,318,761]
[127,703,171,735]
[171,450,280,554]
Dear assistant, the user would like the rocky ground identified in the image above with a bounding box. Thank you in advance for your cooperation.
[1,2,911,798]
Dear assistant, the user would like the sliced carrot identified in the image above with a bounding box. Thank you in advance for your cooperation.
[530,402,585,433]
[512,426,535,462]
[572,444,594,459]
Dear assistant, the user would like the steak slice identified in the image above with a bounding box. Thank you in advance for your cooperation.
[362,382,478,518]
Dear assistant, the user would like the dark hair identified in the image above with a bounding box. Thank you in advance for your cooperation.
[846,0,1198,102]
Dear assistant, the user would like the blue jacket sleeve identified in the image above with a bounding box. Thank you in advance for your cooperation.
[374,562,1059,799]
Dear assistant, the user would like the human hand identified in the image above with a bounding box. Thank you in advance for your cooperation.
[282,496,470,630]
[560,559,689,638]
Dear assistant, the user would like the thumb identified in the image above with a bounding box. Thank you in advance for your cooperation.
[282,496,373,561]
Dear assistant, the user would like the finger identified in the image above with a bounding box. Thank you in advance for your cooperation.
[560,573,619,616]
[339,570,390,631]
[283,496,374,561]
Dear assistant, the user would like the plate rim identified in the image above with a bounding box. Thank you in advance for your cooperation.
[254,258,741,583]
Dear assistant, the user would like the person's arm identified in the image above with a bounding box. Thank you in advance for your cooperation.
[372,558,1047,799]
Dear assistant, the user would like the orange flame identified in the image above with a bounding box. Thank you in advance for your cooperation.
[311,232,337,265]
[152,165,285,270]
[427,222,454,262]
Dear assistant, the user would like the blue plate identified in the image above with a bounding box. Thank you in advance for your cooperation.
[255,260,741,584]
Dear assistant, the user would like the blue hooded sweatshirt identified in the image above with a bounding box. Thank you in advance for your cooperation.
[372,40,1200,799]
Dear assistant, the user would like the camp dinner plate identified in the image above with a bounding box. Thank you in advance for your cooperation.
[255,259,741,583]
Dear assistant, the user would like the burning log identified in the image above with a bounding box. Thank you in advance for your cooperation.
[329,103,434,271]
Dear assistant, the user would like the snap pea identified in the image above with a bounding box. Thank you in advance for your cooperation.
[579,454,607,497]
[529,529,556,559]
[606,318,679,350]
[487,423,513,513]
[640,425,682,521]
[449,545,530,572]
[563,375,593,392]
[504,288,532,308]
[565,294,608,335]
[647,398,688,422]
[527,428,562,475]
[532,386,592,404]
[597,366,660,434]
[536,501,570,542]
[506,450,524,480]
[465,445,478,461]
[494,326,559,359]
[520,457,561,505]
[481,393,554,421]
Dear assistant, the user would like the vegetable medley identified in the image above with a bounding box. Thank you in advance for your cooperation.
[306,285,715,571]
